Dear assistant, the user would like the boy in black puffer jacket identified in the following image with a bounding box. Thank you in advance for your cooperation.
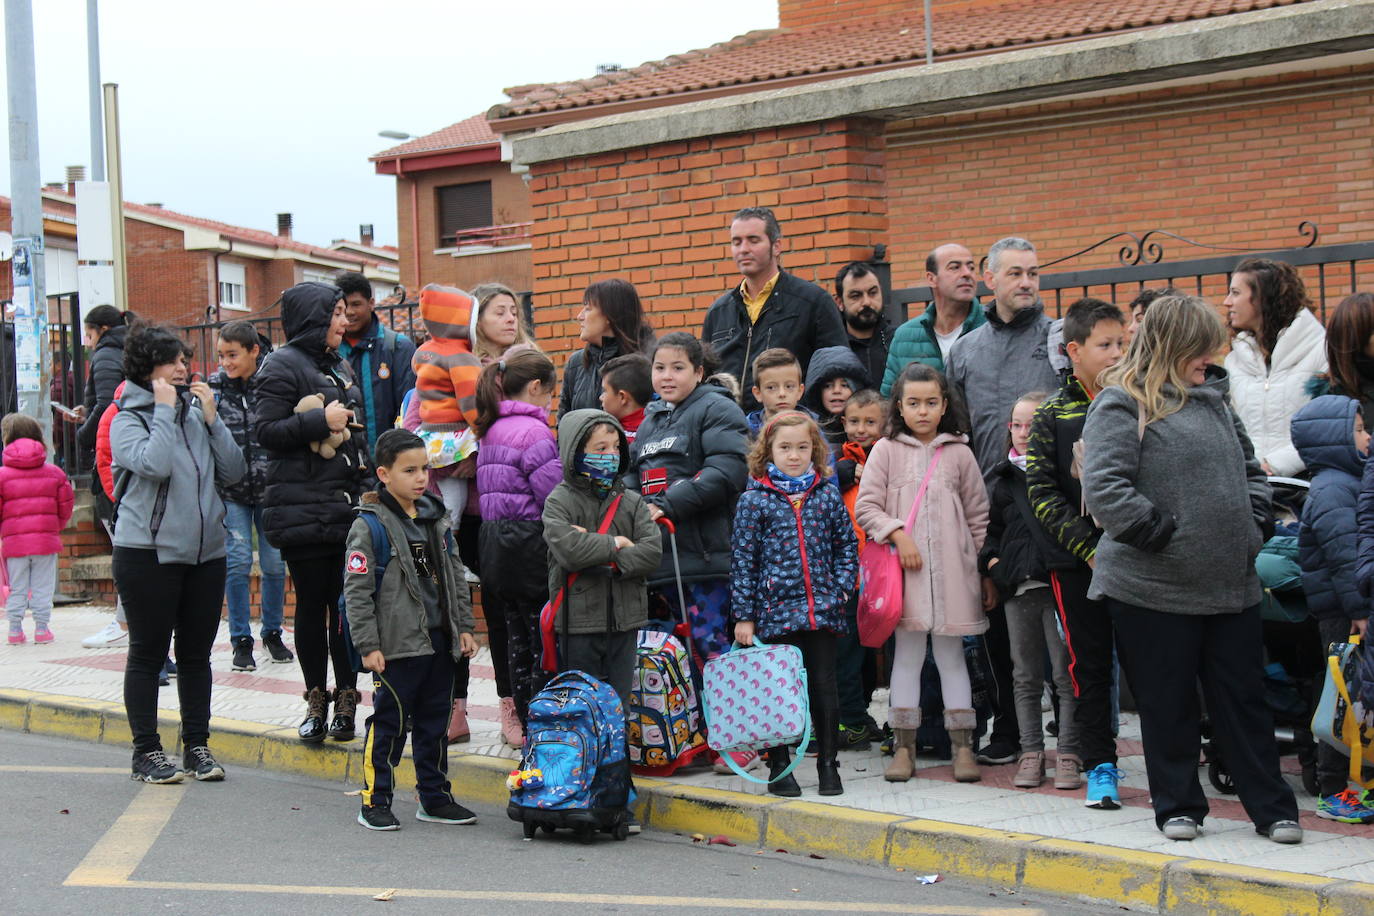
[211,320,291,672]
[253,281,369,744]
[801,346,870,453]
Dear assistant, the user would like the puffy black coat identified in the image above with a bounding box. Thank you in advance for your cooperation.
[980,459,1071,601]
[1294,395,1371,620]
[78,325,127,452]
[558,327,655,423]
[627,380,748,587]
[208,333,273,506]
[702,269,848,412]
[802,345,872,450]
[252,283,368,554]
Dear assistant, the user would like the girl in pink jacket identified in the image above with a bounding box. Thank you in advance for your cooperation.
[2,414,75,644]
[855,363,989,785]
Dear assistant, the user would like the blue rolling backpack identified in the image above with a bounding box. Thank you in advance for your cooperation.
[506,670,634,842]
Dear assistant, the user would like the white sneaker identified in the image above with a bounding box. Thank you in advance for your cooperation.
[81,620,129,648]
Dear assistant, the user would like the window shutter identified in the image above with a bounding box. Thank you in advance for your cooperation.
[437,182,493,246]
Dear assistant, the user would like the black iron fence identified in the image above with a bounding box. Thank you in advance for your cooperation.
[891,224,1374,323]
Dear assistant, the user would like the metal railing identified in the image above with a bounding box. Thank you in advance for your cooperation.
[439,221,533,251]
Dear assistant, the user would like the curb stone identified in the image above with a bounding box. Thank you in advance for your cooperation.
[4,687,1371,914]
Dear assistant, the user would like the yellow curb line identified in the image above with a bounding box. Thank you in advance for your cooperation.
[4,687,1372,914]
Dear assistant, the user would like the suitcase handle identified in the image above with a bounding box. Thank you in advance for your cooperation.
[657,517,689,627]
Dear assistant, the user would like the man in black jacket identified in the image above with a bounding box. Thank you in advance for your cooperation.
[834,261,892,390]
[702,207,847,411]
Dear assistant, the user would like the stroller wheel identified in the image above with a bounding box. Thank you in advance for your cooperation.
[1208,760,1237,794]
[1302,762,1320,798]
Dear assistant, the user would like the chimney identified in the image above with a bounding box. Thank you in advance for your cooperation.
[66,164,86,195]
[277,212,293,239]
[359,223,374,247]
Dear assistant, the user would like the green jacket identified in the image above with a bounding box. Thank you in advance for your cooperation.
[880,301,986,395]
[1025,374,1100,566]
[544,409,663,635]
[343,490,475,663]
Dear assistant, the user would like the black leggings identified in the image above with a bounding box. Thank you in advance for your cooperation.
[775,629,839,721]
[479,520,549,724]
[287,551,357,693]
[115,548,226,754]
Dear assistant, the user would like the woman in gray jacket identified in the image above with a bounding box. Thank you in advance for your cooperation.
[1082,295,1300,845]
[111,324,246,785]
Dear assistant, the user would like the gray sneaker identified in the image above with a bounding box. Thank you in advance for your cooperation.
[1163,816,1198,840]
[1259,820,1303,844]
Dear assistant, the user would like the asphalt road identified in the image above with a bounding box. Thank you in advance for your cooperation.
[1,730,1127,915]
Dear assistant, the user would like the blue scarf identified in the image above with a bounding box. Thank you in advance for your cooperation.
[766,463,816,495]
[577,452,620,495]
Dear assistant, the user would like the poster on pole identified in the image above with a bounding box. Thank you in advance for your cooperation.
[10,237,45,393]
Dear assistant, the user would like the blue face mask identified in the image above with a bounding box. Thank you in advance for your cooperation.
[577,452,621,493]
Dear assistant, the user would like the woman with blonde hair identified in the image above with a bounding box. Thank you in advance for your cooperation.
[1082,295,1300,845]
[471,283,538,365]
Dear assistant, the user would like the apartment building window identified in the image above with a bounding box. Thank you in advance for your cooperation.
[218,261,247,311]
[437,181,493,247]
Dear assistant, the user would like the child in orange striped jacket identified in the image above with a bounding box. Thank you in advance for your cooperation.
[412,284,484,529]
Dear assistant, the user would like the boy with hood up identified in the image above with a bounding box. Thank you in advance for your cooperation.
[802,346,871,452]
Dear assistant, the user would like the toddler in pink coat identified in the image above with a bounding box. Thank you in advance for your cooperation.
[1,414,75,644]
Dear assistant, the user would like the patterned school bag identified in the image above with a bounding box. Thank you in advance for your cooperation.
[628,629,709,775]
[701,639,811,784]
[507,670,634,841]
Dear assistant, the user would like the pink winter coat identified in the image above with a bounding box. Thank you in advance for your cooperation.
[854,431,989,636]
[0,438,75,558]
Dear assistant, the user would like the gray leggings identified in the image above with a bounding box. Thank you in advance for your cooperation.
[1006,588,1078,756]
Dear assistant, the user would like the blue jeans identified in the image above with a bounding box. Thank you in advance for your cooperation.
[224,501,286,641]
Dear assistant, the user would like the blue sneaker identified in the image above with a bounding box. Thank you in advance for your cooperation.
[1084,763,1123,809]
[1317,789,1374,824]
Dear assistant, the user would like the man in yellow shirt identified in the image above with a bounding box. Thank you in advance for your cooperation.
[702,206,848,411]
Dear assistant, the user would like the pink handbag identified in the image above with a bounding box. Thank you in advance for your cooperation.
[856,446,943,648]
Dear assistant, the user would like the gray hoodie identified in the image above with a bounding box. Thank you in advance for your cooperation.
[1082,369,1270,615]
[110,381,247,565]
[945,303,1058,483]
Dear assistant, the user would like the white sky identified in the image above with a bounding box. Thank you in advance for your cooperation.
[1,0,778,248]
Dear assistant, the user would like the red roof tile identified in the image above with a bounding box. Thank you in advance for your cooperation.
[40,191,385,268]
[490,0,1309,120]
[371,113,500,160]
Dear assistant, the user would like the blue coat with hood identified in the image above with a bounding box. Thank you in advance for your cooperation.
[1294,395,1371,621]
[730,469,858,639]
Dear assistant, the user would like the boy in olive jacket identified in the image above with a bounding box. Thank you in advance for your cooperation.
[543,409,662,710]
[345,429,478,832]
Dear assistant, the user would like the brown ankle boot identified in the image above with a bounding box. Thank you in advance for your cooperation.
[884,708,920,783]
[946,709,981,783]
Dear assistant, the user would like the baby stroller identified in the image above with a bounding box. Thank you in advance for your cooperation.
[1203,477,1321,797]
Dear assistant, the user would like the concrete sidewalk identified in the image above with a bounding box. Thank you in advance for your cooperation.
[4,605,1374,914]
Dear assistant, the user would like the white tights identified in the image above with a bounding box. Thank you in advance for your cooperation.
[889,630,971,711]
[436,476,467,533]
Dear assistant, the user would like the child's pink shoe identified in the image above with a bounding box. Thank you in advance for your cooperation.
[7,625,25,645]
[34,627,54,644]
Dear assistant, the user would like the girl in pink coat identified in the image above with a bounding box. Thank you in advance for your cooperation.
[1,414,75,644]
[855,363,990,784]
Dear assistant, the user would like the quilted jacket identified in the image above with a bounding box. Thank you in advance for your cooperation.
[475,399,561,522]
[730,471,858,639]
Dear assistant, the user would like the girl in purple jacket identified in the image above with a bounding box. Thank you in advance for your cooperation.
[474,349,563,727]
[1,414,75,644]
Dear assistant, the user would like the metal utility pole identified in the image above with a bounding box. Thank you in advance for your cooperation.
[6,0,51,432]
[924,0,934,65]
[87,0,103,180]
[103,82,127,312]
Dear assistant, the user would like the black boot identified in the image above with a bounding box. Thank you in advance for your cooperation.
[299,687,328,744]
[815,705,843,796]
[766,746,802,797]
[329,687,359,741]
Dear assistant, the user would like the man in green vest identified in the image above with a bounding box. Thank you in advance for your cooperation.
[880,243,984,395]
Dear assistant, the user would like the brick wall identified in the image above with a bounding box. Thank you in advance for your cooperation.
[125,219,214,326]
[884,65,1374,312]
[527,117,887,366]
[395,160,532,292]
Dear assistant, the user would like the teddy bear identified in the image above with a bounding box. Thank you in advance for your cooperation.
[293,394,351,459]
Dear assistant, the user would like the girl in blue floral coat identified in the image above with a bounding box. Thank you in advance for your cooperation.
[731,411,858,798]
